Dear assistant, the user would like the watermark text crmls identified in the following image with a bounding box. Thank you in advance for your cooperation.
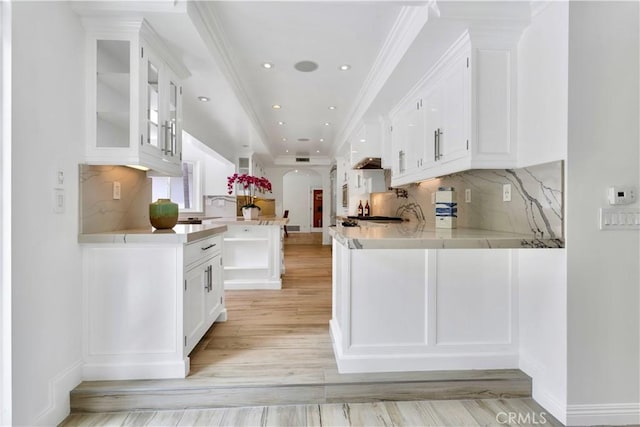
[496,411,548,425]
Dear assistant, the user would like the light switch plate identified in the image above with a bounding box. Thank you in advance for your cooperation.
[465,188,471,203]
[600,208,640,230]
[113,181,121,200]
[53,188,64,213]
[502,184,512,202]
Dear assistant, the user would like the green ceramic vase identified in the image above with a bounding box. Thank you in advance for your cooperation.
[149,198,179,229]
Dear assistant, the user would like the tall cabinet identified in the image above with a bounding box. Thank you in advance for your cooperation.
[82,18,190,176]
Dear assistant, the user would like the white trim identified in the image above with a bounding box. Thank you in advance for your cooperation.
[566,403,640,426]
[0,1,11,424]
[223,280,281,290]
[519,353,568,425]
[82,360,189,381]
[33,361,83,427]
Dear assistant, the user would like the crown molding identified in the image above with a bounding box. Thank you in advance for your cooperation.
[187,2,271,160]
[330,4,432,159]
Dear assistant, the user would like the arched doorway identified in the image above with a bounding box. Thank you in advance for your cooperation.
[282,169,322,234]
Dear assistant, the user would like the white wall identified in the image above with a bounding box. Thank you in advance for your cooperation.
[1,1,12,424]
[266,166,331,243]
[566,2,639,425]
[182,132,235,195]
[515,2,569,423]
[282,170,322,233]
[11,3,84,425]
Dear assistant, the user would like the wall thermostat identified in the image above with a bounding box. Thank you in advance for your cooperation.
[608,186,636,205]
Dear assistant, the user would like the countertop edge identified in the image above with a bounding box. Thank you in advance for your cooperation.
[79,224,228,245]
[329,226,565,250]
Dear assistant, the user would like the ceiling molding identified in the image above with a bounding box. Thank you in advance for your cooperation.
[330,4,431,158]
[186,2,270,159]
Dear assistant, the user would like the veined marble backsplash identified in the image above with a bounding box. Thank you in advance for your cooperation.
[371,161,563,238]
[80,165,151,234]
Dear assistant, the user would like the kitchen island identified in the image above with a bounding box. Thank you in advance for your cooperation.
[329,220,564,374]
[79,224,228,380]
[204,217,289,290]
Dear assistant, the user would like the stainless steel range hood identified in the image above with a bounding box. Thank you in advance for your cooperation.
[353,157,382,169]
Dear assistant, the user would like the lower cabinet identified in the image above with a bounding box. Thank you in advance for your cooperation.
[331,240,516,373]
[81,233,225,380]
[222,225,283,290]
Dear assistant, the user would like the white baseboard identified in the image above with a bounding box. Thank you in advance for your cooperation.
[330,319,518,373]
[33,359,82,426]
[519,353,567,425]
[224,280,281,290]
[82,359,188,381]
[566,403,640,426]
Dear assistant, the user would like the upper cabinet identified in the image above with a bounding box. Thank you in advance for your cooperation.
[390,29,519,186]
[82,18,190,176]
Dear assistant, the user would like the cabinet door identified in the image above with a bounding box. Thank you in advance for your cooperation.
[184,261,207,354]
[163,66,182,165]
[141,44,164,157]
[439,55,470,164]
[422,82,442,169]
[390,114,406,178]
[205,254,224,324]
[393,98,424,177]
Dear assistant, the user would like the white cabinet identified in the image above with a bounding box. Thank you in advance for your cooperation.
[390,29,518,186]
[81,232,226,380]
[222,225,283,290]
[82,18,189,176]
[183,235,225,355]
[330,241,517,373]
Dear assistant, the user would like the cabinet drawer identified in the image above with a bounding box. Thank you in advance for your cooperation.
[224,225,269,239]
[185,235,222,267]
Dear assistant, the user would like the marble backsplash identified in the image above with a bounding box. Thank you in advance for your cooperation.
[371,161,563,238]
[80,165,151,234]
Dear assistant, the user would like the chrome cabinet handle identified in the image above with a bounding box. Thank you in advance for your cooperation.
[208,265,213,291]
[204,265,210,291]
[434,130,438,161]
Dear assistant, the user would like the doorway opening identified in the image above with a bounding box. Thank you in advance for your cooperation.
[312,188,323,230]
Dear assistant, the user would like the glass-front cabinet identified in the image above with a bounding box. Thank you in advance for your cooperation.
[83,17,187,176]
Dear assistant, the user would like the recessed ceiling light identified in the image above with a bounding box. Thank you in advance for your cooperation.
[324,122,330,126]
[316,150,320,153]
[272,104,282,109]
[282,137,287,142]
[197,96,210,102]
[339,64,351,71]
[295,169,299,173]
[328,106,337,110]
[294,60,319,72]
[278,121,285,125]
[261,62,274,69]
[360,139,366,143]
[320,138,324,142]
[286,150,289,153]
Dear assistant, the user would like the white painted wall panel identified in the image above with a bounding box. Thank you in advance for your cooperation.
[435,249,512,345]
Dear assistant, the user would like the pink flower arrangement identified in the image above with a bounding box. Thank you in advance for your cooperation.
[227,173,273,209]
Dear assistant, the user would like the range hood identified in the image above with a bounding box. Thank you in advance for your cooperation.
[353,157,382,169]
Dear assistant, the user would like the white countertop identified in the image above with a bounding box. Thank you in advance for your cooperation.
[330,220,564,249]
[79,224,228,244]
[204,216,289,226]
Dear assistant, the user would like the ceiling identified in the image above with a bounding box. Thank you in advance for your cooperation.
[72,1,531,167]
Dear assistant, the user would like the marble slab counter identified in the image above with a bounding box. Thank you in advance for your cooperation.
[330,221,564,249]
[78,223,228,244]
[203,216,289,226]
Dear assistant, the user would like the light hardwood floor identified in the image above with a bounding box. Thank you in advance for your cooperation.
[65,233,558,425]
[61,397,561,426]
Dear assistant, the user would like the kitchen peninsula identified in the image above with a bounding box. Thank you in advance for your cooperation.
[204,216,289,290]
[329,220,565,374]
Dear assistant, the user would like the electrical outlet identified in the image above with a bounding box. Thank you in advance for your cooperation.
[465,188,471,203]
[113,181,121,200]
[502,184,512,202]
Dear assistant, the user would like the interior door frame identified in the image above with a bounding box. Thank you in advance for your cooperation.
[310,187,323,232]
